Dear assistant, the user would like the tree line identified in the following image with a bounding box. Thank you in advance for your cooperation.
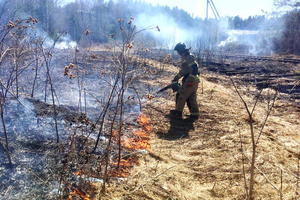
[273,0,300,54]
[0,0,203,45]
[0,0,300,54]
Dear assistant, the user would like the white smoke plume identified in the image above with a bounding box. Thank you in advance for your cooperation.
[135,12,202,49]
[217,16,284,55]
[28,27,77,49]
[55,35,77,49]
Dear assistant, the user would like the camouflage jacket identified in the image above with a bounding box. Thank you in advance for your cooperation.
[172,53,200,84]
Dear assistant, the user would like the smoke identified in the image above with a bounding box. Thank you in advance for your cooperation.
[28,27,77,49]
[132,0,283,55]
[135,12,202,48]
[218,30,261,54]
[58,0,76,7]
[3,1,78,50]
[217,16,284,55]
[55,35,77,49]
[14,0,283,55]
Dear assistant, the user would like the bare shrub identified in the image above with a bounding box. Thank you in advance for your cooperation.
[231,78,278,200]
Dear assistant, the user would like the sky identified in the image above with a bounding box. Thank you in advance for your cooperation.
[60,0,276,19]
[143,0,275,18]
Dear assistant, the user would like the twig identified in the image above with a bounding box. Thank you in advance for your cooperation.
[238,129,249,198]
[296,155,300,198]
[93,75,120,152]
[0,140,12,165]
[0,79,32,111]
[275,163,299,180]
[230,77,256,200]
[280,169,283,200]
[250,89,263,116]
[41,47,59,143]
[242,151,283,196]
[101,87,122,193]
[129,86,142,111]
[255,91,278,145]
[211,180,217,191]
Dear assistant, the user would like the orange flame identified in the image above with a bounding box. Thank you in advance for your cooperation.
[68,188,90,200]
[137,113,153,133]
[144,125,153,132]
[109,168,130,178]
[109,113,152,178]
[111,130,118,138]
[133,130,149,138]
[146,94,155,100]
[111,158,138,167]
[122,138,150,150]
[137,114,150,126]
[74,171,83,176]
[110,156,140,177]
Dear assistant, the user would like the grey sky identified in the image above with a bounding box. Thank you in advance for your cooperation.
[61,0,276,18]
[144,0,275,18]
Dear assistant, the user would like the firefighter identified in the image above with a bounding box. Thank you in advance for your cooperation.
[170,43,200,120]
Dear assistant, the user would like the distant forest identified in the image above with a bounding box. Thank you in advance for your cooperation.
[0,0,205,44]
[0,0,270,42]
[0,0,300,54]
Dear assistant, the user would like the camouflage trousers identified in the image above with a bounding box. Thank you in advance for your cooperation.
[175,81,199,116]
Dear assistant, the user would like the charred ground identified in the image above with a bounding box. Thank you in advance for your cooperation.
[0,47,299,200]
[98,51,300,200]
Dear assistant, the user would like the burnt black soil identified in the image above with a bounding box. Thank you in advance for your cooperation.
[203,60,300,99]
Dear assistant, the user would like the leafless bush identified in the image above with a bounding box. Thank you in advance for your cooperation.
[47,18,158,197]
[0,17,37,165]
[98,17,157,193]
[30,37,44,98]
[231,78,278,200]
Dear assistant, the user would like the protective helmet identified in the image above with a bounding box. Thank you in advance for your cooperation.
[174,43,186,52]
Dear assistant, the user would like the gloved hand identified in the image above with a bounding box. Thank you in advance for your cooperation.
[172,74,180,83]
[171,82,181,92]
[171,79,178,84]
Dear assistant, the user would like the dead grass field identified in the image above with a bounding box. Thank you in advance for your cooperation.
[99,62,300,200]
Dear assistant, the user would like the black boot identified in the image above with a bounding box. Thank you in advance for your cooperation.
[188,114,199,121]
[169,110,183,119]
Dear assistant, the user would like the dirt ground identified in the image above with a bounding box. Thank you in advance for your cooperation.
[100,62,300,200]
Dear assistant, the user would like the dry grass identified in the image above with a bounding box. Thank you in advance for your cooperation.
[98,63,300,200]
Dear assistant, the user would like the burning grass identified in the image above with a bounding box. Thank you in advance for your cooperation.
[122,138,150,150]
[133,130,150,139]
[65,113,154,198]
[110,114,153,151]
[97,58,300,200]
[68,188,91,200]
[111,113,153,177]
[121,114,152,150]
[2,43,299,199]
[137,113,151,125]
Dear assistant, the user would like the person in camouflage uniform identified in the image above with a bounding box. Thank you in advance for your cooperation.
[170,43,200,120]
